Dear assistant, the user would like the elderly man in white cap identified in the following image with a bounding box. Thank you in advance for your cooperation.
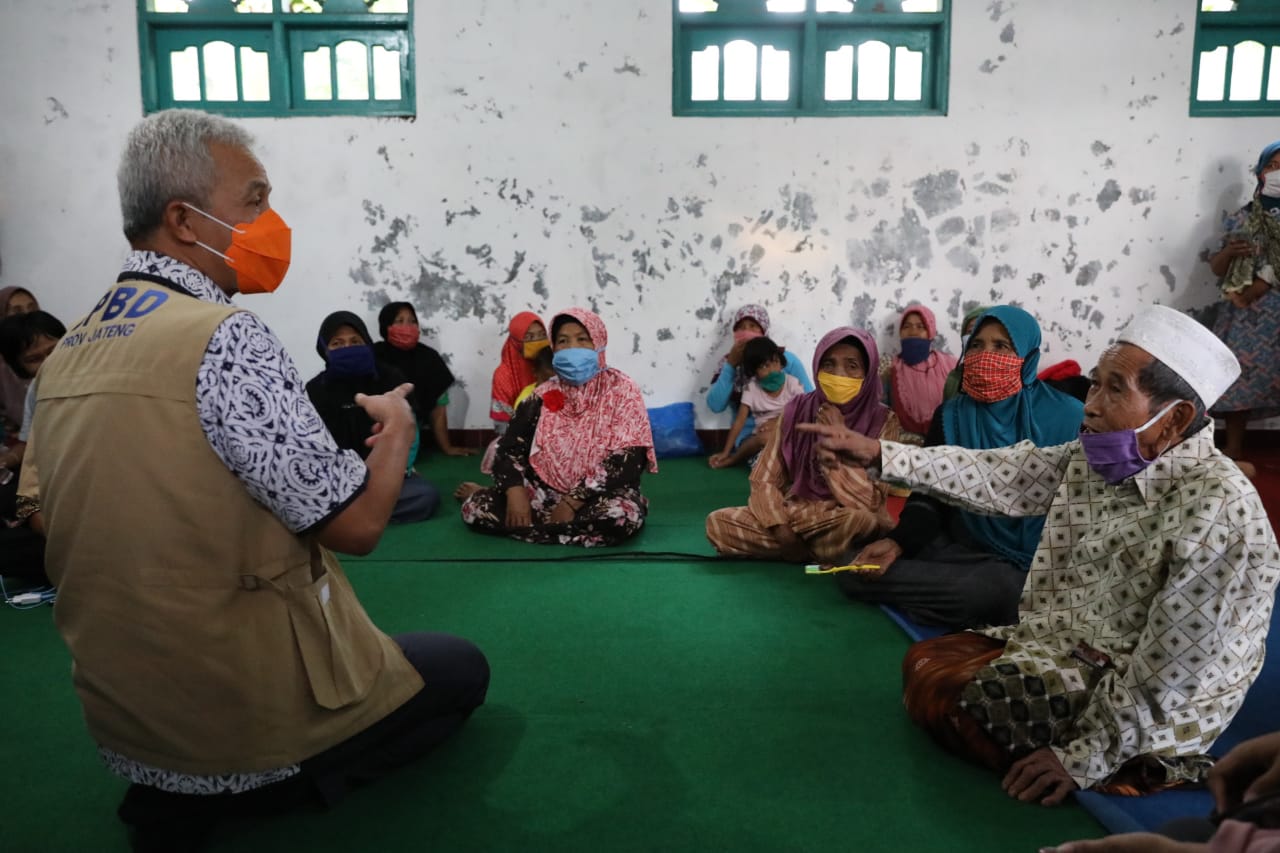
[801,305,1280,807]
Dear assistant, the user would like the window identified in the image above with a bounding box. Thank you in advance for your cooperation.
[1191,0,1280,116]
[137,0,413,117]
[672,0,949,117]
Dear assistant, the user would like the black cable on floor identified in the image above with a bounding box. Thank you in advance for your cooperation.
[349,550,728,564]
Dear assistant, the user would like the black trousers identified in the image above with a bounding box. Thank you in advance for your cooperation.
[117,632,489,839]
[0,463,46,584]
[836,529,1027,630]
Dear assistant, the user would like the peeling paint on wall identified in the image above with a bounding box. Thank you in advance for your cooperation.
[1096,180,1122,211]
[911,171,964,218]
[846,207,933,287]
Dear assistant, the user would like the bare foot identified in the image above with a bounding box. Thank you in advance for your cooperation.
[454,481,483,501]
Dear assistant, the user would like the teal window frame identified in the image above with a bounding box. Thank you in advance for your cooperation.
[137,0,414,118]
[1190,1,1280,117]
[672,0,950,117]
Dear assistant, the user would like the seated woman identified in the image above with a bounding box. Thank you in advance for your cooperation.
[477,311,547,475]
[705,327,901,563]
[706,304,813,464]
[0,309,63,583]
[490,311,548,430]
[373,301,474,457]
[460,307,657,547]
[459,345,556,498]
[836,306,1084,629]
[885,305,957,438]
[307,311,440,524]
[942,304,990,401]
[0,286,39,439]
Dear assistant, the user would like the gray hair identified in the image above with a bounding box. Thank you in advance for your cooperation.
[117,109,256,242]
[1136,356,1207,440]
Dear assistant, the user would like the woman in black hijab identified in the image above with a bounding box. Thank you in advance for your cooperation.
[373,301,474,457]
[307,311,440,523]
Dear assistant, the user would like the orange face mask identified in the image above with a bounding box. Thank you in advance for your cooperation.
[185,204,292,294]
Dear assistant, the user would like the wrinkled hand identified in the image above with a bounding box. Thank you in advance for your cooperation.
[726,340,748,367]
[769,525,810,563]
[795,422,881,467]
[1208,730,1280,819]
[1040,833,1203,853]
[505,485,533,528]
[816,403,843,427]
[850,538,902,579]
[1003,747,1078,806]
[549,498,578,525]
[816,445,840,470]
[356,383,416,449]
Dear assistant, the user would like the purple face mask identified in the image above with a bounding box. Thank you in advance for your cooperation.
[1079,400,1181,485]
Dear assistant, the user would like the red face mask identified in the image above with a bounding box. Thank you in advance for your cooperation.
[387,324,419,351]
[961,350,1023,403]
[185,204,292,294]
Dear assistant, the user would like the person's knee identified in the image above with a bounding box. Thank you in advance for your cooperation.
[397,633,490,699]
[392,476,440,524]
[705,509,730,543]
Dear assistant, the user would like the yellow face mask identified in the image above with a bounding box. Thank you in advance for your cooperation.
[523,338,550,359]
[817,371,863,405]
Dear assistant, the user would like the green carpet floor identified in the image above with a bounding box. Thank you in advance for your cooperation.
[0,455,1104,852]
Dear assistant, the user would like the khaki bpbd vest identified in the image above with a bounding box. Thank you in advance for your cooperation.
[31,279,422,775]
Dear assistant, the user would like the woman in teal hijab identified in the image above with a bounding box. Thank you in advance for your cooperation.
[837,305,1084,629]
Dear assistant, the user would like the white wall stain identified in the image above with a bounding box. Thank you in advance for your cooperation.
[2,0,1275,428]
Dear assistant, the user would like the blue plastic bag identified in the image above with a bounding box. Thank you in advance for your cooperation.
[647,402,704,459]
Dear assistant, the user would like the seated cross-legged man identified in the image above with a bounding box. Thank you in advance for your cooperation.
[802,305,1280,806]
[17,109,489,851]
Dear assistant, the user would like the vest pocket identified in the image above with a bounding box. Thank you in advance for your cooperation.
[284,569,385,710]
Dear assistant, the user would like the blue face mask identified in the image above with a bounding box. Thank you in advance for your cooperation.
[326,344,377,378]
[899,337,932,366]
[552,347,602,386]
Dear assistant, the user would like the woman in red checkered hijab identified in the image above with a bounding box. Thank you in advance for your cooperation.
[837,305,1085,631]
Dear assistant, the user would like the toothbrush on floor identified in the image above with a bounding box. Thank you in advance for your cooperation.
[804,563,881,574]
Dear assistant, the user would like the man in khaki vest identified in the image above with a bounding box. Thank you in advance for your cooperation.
[17,109,489,852]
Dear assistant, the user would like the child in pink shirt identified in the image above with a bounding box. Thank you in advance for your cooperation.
[710,336,804,469]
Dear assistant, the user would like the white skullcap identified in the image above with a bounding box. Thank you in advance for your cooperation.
[1116,305,1240,408]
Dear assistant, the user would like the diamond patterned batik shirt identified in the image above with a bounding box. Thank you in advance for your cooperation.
[880,423,1280,789]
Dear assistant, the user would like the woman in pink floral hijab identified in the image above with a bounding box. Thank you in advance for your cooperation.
[461,307,657,547]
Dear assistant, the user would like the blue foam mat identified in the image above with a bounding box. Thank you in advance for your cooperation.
[879,602,1280,834]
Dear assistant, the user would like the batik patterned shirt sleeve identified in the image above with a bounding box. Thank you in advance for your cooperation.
[120,251,367,535]
[196,313,367,532]
[879,439,1073,518]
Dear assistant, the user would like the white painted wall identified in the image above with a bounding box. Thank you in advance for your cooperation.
[0,1,1273,428]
